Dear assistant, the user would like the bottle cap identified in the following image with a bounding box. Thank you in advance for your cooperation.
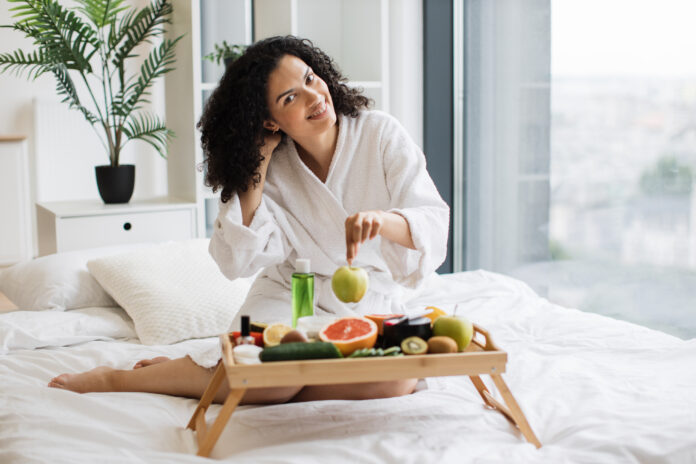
[241,315,250,336]
[295,258,311,273]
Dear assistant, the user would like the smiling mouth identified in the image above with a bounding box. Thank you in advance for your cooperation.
[307,101,329,119]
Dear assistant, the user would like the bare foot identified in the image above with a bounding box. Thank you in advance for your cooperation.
[48,366,116,393]
[133,356,171,369]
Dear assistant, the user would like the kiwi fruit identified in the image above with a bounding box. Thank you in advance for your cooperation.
[280,329,309,344]
[401,336,428,355]
[427,336,458,354]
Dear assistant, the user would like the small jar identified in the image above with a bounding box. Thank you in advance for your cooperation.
[233,344,262,365]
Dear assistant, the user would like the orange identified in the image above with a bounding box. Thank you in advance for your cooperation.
[423,306,447,323]
[365,314,403,335]
[318,317,378,356]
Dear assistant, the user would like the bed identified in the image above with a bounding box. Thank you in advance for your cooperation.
[1,240,695,463]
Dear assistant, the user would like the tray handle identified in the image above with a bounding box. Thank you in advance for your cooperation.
[473,324,501,352]
[221,333,236,366]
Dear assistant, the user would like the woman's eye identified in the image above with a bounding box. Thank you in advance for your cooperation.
[306,74,314,84]
[284,94,295,105]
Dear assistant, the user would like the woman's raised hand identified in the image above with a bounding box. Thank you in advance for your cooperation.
[260,130,283,159]
[345,210,384,265]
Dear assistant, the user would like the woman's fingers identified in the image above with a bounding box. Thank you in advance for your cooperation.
[346,242,359,265]
[345,211,384,263]
[369,224,380,240]
[352,218,363,245]
[361,218,371,243]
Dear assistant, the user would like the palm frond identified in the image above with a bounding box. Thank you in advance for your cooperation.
[122,112,174,159]
[0,48,50,79]
[113,36,181,118]
[110,0,172,66]
[74,0,128,28]
[7,0,100,72]
[50,63,99,125]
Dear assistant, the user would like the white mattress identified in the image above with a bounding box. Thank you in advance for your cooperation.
[1,270,695,463]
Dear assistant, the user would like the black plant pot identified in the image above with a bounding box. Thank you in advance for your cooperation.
[95,164,135,204]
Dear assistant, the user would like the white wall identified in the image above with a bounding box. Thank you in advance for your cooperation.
[0,0,168,204]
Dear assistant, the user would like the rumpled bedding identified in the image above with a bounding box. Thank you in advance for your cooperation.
[1,270,695,463]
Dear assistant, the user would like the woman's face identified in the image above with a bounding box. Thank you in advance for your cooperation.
[263,54,337,139]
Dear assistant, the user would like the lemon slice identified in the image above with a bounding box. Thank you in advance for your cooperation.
[262,323,293,347]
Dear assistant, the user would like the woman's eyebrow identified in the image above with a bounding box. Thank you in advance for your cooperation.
[275,67,311,103]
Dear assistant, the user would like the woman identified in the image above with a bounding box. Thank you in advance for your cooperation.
[49,36,449,404]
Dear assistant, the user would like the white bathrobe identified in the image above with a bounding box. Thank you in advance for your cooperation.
[210,110,449,327]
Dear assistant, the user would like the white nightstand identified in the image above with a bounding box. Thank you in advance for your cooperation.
[36,198,197,256]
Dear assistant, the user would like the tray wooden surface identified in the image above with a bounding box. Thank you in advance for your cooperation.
[187,323,542,457]
[219,324,507,388]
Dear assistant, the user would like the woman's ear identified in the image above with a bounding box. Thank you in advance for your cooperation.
[263,120,279,133]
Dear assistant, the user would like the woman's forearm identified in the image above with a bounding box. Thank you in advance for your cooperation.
[379,211,416,250]
[238,155,272,227]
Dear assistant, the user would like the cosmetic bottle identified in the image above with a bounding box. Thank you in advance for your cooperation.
[235,315,255,346]
[292,258,314,328]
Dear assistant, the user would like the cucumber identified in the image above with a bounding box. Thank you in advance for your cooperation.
[348,346,403,358]
[260,342,342,362]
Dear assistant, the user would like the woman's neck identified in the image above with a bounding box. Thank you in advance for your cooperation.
[294,122,339,183]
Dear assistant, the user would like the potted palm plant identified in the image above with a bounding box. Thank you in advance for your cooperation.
[0,0,182,204]
[203,41,247,68]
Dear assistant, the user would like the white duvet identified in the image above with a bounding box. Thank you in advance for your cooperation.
[1,271,695,463]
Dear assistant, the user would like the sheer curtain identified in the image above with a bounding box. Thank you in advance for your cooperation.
[459,0,551,273]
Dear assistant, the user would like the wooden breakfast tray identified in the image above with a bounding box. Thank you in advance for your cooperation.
[186,324,541,457]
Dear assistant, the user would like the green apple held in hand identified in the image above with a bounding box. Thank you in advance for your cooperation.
[331,266,369,303]
[432,315,473,351]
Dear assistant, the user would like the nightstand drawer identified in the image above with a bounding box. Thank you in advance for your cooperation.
[55,209,195,252]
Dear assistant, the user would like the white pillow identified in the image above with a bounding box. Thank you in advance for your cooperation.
[87,239,253,345]
[0,244,152,311]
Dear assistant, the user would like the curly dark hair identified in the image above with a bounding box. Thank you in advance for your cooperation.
[198,35,371,203]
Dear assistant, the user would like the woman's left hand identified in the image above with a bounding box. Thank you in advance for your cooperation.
[345,210,384,265]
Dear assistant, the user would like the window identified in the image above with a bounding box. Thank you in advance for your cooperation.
[459,0,696,339]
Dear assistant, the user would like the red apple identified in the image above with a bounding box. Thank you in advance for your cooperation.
[331,266,369,303]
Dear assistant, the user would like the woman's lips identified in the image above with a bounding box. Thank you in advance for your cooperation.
[308,101,329,120]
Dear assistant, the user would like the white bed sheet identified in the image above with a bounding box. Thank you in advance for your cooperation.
[1,270,695,463]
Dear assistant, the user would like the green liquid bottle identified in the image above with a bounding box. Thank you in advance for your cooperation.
[292,258,314,328]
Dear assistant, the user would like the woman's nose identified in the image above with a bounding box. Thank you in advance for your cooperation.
[307,95,323,110]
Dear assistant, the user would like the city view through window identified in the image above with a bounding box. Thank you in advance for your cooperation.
[543,0,696,338]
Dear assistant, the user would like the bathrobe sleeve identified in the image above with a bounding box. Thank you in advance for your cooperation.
[209,194,292,280]
[379,114,450,287]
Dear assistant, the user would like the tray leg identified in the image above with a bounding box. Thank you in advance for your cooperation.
[490,374,541,448]
[469,375,493,406]
[187,361,226,430]
[196,387,246,457]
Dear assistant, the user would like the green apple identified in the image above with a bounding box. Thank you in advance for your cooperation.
[331,266,369,303]
[432,315,473,351]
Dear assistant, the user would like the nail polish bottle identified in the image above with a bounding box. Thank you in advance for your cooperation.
[236,315,255,346]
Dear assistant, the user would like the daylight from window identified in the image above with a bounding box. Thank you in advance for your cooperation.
[550,0,696,338]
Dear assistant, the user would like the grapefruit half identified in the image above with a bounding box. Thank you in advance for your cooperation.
[318,317,378,356]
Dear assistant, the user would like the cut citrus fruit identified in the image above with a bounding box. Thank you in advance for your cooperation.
[262,323,293,347]
[318,316,378,356]
[423,306,447,323]
[365,314,403,335]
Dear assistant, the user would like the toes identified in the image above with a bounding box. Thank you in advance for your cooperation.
[48,375,68,389]
[133,356,170,369]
